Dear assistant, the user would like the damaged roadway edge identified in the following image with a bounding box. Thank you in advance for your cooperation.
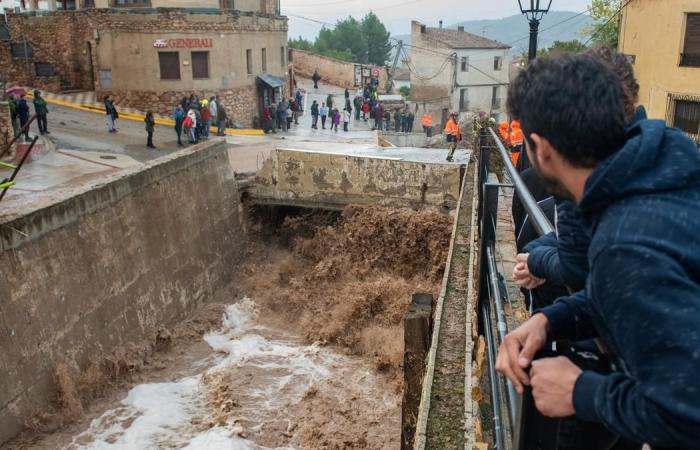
[413,157,478,449]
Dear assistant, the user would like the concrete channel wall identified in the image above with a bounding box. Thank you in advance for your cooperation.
[0,140,244,444]
[248,148,464,211]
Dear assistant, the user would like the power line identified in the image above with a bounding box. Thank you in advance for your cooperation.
[582,0,632,46]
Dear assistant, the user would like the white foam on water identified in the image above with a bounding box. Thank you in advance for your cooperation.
[68,297,337,450]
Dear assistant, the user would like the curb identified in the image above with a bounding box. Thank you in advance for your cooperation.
[25,91,265,136]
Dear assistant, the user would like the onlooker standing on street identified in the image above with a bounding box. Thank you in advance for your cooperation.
[361,100,369,122]
[17,94,30,141]
[331,108,340,132]
[384,110,391,132]
[185,108,197,143]
[173,103,185,146]
[144,111,156,149]
[263,106,273,133]
[374,102,384,131]
[200,99,211,140]
[209,96,217,124]
[104,95,118,133]
[217,103,227,136]
[394,109,401,132]
[310,100,319,129]
[312,70,321,89]
[326,94,333,110]
[33,90,49,135]
[406,110,415,133]
[320,102,328,130]
[344,87,349,101]
[286,101,293,129]
[342,108,350,132]
[353,96,361,120]
[277,99,288,132]
[8,94,20,138]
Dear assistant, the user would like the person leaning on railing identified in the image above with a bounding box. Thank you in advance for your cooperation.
[496,53,700,450]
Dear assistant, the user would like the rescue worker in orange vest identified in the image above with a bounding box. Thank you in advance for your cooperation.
[509,120,524,166]
[444,112,461,162]
[421,113,433,137]
[499,121,510,142]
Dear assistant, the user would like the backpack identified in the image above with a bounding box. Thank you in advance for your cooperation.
[183,116,193,129]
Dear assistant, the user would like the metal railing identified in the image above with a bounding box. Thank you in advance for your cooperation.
[476,126,554,449]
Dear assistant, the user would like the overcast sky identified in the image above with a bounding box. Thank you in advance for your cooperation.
[284,0,592,40]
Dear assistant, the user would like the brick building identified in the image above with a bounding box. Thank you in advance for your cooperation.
[0,1,288,126]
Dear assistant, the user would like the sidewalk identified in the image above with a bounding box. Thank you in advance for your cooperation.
[23,88,264,136]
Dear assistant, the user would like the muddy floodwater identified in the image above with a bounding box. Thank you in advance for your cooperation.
[8,206,451,450]
[62,298,399,449]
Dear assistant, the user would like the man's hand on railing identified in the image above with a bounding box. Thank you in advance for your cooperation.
[530,356,581,417]
[495,313,549,394]
[513,253,546,289]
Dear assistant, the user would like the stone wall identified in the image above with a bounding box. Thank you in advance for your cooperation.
[250,148,463,211]
[99,84,258,127]
[0,102,12,148]
[291,48,388,89]
[0,140,245,445]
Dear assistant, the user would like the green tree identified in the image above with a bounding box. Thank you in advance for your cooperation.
[520,40,588,62]
[314,18,368,63]
[398,86,410,99]
[288,36,313,51]
[361,12,392,66]
[581,0,622,48]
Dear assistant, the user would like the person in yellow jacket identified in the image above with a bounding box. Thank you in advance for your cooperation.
[509,120,524,166]
[444,112,461,162]
[421,113,433,137]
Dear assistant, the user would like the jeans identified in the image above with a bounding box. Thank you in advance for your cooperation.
[19,116,29,140]
[11,117,20,138]
[321,116,326,129]
[188,128,196,143]
[217,119,226,136]
[203,119,211,137]
[37,114,48,133]
[355,109,360,120]
[147,131,154,147]
[175,125,183,145]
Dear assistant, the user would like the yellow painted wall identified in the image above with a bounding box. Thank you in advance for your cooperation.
[619,0,700,121]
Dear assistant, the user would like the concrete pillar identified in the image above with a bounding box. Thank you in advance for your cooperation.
[48,0,57,11]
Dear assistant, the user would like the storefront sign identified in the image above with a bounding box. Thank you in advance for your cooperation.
[153,38,213,49]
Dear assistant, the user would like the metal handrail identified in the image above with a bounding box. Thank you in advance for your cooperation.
[487,127,554,235]
[477,126,556,449]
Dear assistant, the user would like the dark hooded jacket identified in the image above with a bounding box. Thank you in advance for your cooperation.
[540,120,700,448]
[524,106,649,292]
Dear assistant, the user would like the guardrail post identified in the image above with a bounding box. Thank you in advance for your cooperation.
[477,182,499,333]
[401,293,433,450]
[477,127,490,225]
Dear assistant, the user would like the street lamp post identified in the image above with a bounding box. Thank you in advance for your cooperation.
[518,0,552,61]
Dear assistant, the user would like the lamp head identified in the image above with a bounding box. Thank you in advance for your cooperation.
[518,0,552,21]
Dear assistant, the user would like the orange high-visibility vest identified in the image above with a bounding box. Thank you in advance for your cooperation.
[499,122,509,141]
[444,119,460,136]
[421,114,433,127]
[510,127,523,146]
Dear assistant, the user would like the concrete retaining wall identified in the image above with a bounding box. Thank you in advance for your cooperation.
[380,131,431,148]
[0,140,244,444]
[249,148,463,211]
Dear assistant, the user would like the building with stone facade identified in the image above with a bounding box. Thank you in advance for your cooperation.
[409,20,510,125]
[0,0,288,127]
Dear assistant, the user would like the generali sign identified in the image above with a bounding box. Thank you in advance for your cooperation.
[153,38,213,49]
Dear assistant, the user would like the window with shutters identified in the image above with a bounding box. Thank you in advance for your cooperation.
[191,51,209,79]
[494,56,502,71]
[246,49,253,75]
[681,13,700,67]
[158,52,180,80]
[459,88,469,111]
[461,56,469,72]
[261,48,267,72]
[671,98,700,138]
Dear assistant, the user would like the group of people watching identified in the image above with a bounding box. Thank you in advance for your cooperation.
[494,46,700,450]
[171,94,227,147]
[8,90,49,141]
[263,89,305,133]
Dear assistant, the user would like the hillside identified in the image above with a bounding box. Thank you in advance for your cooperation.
[393,11,592,57]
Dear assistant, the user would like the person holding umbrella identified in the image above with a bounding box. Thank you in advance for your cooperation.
[17,93,30,142]
[33,90,49,135]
